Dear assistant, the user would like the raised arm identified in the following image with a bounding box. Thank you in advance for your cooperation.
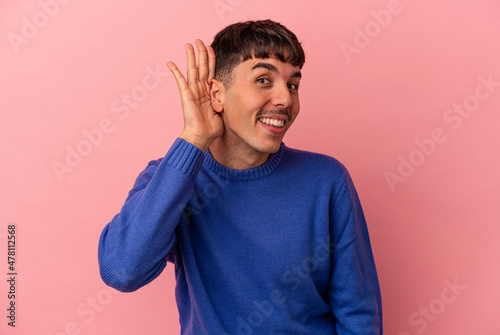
[98,40,220,292]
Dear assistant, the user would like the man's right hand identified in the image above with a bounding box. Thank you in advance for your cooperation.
[167,39,223,152]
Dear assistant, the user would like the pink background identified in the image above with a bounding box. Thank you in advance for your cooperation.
[1,0,499,334]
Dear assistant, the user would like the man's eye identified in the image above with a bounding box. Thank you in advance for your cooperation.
[288,83,299,90]
[257,78,270,84]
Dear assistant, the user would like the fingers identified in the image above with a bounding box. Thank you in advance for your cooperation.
[168,39,216,91]
[185,43,198,85]
[207,45,216,81]
[166,61,188,93]
[185,39,216,84]
[196,40,210,83]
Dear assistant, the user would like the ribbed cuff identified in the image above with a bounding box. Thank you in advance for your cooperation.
[164,138,205,179]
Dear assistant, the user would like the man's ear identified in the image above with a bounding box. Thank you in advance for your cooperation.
[209,79,225,113]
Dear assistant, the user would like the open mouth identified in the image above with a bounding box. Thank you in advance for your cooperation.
[258,117,287,135]
[258,117,285,128]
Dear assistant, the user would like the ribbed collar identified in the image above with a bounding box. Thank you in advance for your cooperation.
[203,142,286,181]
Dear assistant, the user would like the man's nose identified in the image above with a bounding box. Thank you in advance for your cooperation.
[271,84,292,108]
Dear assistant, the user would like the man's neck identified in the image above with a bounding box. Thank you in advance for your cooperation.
[208,137,270,170]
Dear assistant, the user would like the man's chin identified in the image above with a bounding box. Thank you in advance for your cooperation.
[255,140,282,154]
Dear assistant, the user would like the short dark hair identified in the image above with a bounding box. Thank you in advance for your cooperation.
[211,19,305,88]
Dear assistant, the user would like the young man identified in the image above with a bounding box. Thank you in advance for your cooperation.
[98,20,382,334]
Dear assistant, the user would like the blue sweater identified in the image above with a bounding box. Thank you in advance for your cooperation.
[98,138,382,334]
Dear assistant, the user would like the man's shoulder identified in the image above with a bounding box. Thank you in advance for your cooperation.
[281,144,348,179]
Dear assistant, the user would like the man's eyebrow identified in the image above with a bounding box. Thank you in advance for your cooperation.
[251,62,277,72]
[251,62,302,79]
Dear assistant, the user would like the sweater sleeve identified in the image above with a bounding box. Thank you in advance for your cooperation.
[98,138,204,292]
[328,170,383,334]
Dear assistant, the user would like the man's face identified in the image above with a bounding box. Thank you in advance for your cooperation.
[219,55,302,156]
